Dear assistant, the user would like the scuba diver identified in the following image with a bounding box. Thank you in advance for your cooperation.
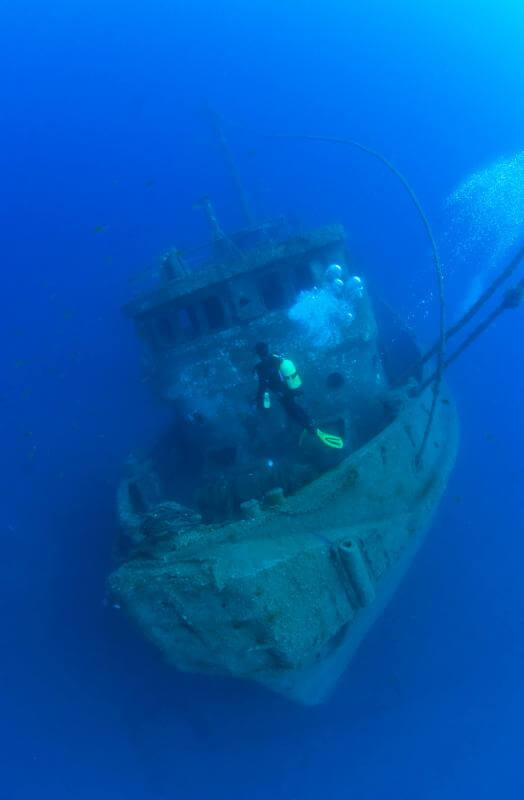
[254,342,343,449]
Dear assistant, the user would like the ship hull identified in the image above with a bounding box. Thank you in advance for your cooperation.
[109,385,458,705]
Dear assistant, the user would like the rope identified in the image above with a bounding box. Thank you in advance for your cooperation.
[259,132,446,469]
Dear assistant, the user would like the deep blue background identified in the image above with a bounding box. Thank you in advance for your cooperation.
[1,1,523,798]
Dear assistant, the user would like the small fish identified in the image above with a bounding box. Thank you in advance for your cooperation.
[93,224,108,235]
[144,178,156,189]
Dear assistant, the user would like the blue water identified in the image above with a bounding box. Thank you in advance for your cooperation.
[2,1,523,797]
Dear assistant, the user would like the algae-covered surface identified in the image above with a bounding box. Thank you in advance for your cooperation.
[109,385,458,704]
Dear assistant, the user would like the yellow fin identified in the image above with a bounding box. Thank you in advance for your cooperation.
[316,429,344,449]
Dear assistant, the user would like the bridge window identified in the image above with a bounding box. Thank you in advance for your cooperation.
[202,295,226,329]
[294,263,315,291]
[177,306,200,338]
[259,271,287,310]
[156,314,175,343]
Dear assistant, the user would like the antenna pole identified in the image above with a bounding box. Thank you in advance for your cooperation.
[207,107,254,227]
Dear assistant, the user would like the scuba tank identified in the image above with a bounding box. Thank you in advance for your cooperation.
[279,358,302,390]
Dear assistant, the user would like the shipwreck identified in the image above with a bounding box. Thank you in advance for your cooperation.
[107,138,464,702]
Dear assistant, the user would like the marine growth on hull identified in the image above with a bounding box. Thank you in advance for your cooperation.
[119,221,422,547]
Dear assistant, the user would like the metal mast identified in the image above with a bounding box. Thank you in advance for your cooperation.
[207,107,254,227]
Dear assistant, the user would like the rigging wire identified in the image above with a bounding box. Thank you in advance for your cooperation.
[417,241,524,368]
[418,271,524,393]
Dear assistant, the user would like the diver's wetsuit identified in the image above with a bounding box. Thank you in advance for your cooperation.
[255,354,314,433]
